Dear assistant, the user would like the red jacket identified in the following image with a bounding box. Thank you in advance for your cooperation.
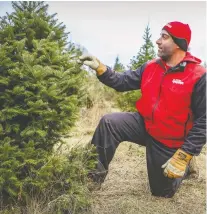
[136,53,206,148]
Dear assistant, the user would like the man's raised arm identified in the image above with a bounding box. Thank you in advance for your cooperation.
[78,54,147,92]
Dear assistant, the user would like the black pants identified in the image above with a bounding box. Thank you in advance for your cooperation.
[91,112,189,198]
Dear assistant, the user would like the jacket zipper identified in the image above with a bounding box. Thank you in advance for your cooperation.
[184,113,190,137]
[152,66,167,123]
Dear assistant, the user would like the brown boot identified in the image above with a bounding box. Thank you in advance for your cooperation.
[87,161,108,191]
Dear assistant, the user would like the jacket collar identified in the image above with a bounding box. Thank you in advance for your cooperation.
[156,52,201,73]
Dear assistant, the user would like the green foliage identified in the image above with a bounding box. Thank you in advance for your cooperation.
[117,90,142,112]
[117,24,156,112]
[129,24,156,69]
[113,55,125,72]
[0,143,97,214]
[45,144,97,214]
[79,72,119,109]
[0,1,91,211]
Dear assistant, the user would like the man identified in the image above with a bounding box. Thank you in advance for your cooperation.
[78,21,206,198]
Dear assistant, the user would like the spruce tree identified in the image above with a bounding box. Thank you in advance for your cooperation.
[130,24,156,69]
[113,55,125,72]
[0,1,93,208]
[117,24,156,111]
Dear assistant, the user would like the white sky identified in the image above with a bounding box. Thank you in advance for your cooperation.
[0,1,206,67]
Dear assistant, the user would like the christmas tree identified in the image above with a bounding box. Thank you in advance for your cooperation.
[0,2,94,211]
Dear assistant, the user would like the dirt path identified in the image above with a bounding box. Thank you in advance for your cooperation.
[67,103,206,214]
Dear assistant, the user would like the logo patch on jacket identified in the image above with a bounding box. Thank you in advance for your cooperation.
[172,79,184,85]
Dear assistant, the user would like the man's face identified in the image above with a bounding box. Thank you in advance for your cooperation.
[156,30,178,61]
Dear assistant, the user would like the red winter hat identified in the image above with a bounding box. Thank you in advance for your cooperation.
[162,21,191,51]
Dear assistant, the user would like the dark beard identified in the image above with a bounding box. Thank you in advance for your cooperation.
[160,54,171,62]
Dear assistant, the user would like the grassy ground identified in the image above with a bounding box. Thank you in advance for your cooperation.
[67,101,206,214]
[90,143,206,214]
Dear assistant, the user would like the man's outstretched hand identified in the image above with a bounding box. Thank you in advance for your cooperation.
[78,54,107,76]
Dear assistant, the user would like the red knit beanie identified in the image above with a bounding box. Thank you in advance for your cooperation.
[162,21,191,51]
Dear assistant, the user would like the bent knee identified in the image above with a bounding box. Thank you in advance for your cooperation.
[100,113,118,125]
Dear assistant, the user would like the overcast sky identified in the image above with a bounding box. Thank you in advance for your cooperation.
[0,1,206,67]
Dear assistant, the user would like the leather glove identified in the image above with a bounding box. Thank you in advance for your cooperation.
[161,148,192,179]
[78,54,107,76]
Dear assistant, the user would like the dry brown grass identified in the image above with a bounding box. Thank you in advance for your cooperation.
[68,101,206,214]
[62,100,117,152]
[89,143,206,214]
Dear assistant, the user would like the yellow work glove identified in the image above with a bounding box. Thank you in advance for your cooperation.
[78,54,107,76]
[161,148,192,179]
